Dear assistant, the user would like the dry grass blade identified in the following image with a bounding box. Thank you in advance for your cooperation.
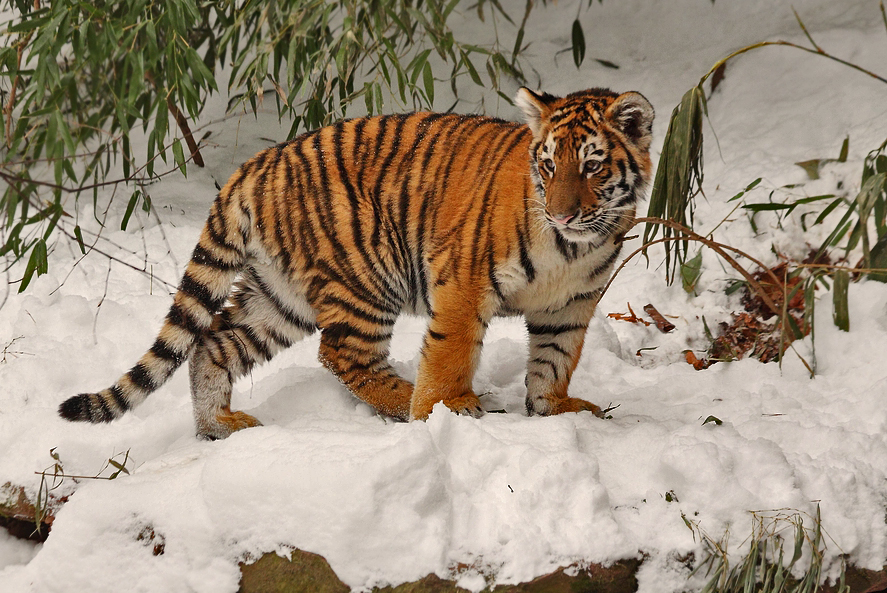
[609,217,784,316]
[685,506,847,593]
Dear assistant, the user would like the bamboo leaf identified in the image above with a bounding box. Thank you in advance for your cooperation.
[869,235,887,282]
[838,135,849,162]
[73,225,86,254]
[595,58,619,69]
[422,61,434,107]
[121,190,141,231]
[461,50,483,86]
[172,137,187,177]
[19,239,47,293]
[571,19,585,68]
[680,250,703,294]
[795,159,822,180]
[832,270,850,331]
[645,85,705,282]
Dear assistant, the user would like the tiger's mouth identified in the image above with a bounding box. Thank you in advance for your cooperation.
[546,208,623,245]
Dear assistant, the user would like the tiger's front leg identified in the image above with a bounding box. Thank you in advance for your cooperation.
[524,290,604,417]
[410,282,489,421]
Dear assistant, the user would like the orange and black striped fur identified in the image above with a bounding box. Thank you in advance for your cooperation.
[59,87,654,439]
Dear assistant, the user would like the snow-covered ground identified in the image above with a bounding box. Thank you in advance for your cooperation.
[2,1,886,591]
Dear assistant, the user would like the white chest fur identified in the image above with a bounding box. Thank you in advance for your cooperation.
[496,232,620,315]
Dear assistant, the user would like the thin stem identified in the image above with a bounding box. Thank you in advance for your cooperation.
[698,41,887,89]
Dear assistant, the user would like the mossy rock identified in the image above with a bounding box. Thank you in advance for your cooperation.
[239,551,640,593]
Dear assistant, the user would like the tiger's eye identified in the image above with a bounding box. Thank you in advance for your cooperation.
[540,158,556,175]
[583,160,602,176]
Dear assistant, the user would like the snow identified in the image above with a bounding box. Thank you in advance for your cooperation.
[2,0,887,591]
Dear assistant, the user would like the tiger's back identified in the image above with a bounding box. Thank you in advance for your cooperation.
[60,87,654,439]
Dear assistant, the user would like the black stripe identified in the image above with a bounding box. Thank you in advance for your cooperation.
[59,394,89,421]
[210,330,240,371]
[428,330,446,341]
[321,293,395,327]
[372,115,408,201]
[323,321,392,347]
[180,272,226,313]
[624,148,640,178]
[554,231,579,262]
[94,393,114,422]
[206,202,241,254]
[526,321,587,335]
[236,324,272,362]
[536,341,571,357]
[150,338,184,365]
[469,127,525,271]
[166,303,204,335]
[589,246,621,280]
[267,326,294,348]
[530,357,559,381]
[128,363,157,391]
[192,244,238,271]
[248,269,318,333]
[567,291,599,304]
[306,132,402,312]
[109,384,129,411]
[313,259,400,316]
[487,247,504,301]
[517,232,536,283]
[332,122,403,306]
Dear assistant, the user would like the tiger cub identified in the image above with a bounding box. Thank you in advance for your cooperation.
[59,87,654,439]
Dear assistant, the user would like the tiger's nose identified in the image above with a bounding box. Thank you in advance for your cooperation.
[551,210,579,225]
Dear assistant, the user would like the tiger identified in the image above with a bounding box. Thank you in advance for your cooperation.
[58,87,654,440]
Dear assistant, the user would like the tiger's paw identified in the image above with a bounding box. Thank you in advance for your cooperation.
[410,391,484,421]
[526,395,603,418]
[198,407,263,440]
[444,393,485,419]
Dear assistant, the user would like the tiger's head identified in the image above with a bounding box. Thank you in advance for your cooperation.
[516,87,654,246]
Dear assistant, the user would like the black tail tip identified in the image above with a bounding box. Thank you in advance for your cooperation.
[59,394,112,423]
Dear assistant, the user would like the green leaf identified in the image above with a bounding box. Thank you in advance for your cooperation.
[19,239,47,293]
[644,85,706,283]
[594,59,619,69]
[571,19,585,68]
[812,197,844,226]
[422,61,434,107]
[108,458,130,478]
[680,250,703,294]
[55,111,76,155]
[837,135,849,162]
[172,137,186,177]
[73,225,86,255]
[409,48,432,85]
[869,235,887,282]
[8,13,51,34]
[461,50,483,86]
[742,203,794,212]
[122,134,131,179]
[832,270,850,332]
[62,158,78,183]
[702,415,722,426]
[795,159,822,180]
[121,190,141,231]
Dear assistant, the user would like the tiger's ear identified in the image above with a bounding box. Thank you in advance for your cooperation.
[515,87,558,137]
[606,91,655,150]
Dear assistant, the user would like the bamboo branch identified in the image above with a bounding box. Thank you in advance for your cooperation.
[145,71,205,167]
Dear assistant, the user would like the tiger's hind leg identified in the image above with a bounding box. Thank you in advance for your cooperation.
[190,263,317,439]
[316,303,413,422]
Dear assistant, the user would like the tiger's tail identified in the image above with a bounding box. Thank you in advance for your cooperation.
[59,189,250,423]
